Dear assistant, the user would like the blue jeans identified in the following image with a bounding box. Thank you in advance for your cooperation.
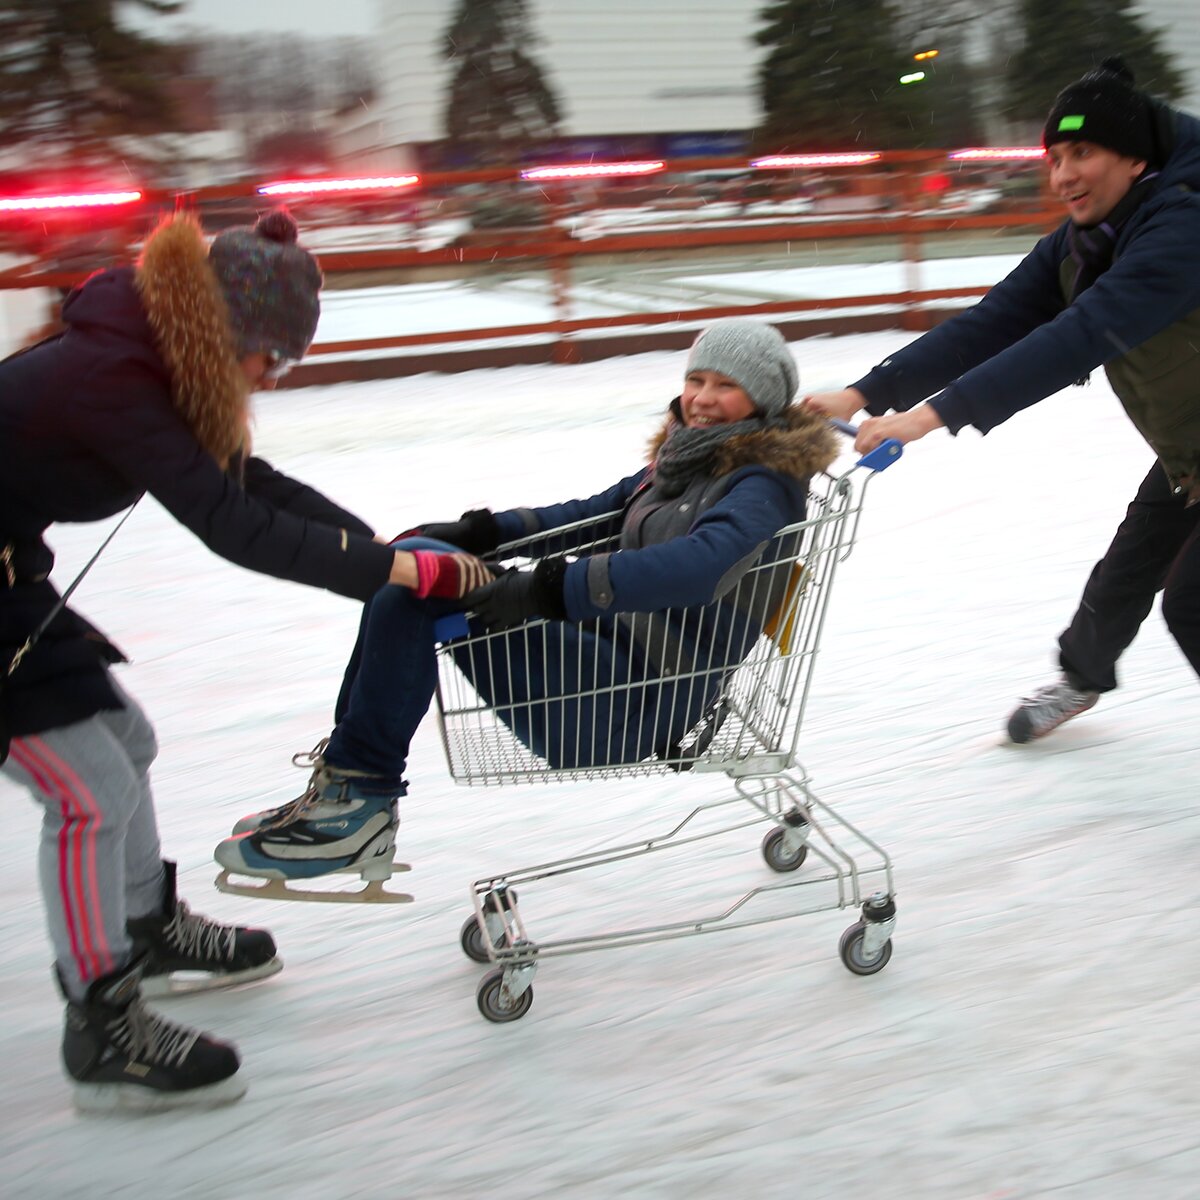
[325,537,462,791]
[323,541,730,782]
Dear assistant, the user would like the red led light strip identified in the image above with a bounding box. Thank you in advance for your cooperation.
[947,147,1045,161]
[520,161,665,181]
[752,153,882,168]
[0,190,143,213]
[258,175,420,196]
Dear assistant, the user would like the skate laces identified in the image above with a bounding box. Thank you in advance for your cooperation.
[255,739,334,832]
[1021,679,1094,715]
[1013,679,1099,739]
[112,995,200,1068]
[258,741,391,833]
[257,775,323,831]
[165,899,237,963]
[290,736,330,770]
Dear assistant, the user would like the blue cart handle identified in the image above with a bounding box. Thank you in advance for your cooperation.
[828,418,903,473]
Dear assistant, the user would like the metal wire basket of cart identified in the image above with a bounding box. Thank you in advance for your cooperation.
[434,431,901,1022]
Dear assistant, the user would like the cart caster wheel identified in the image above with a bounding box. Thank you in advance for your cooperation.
[460,915,488,963]
[761,825,808,872]
[460,914,509,963]
[839,921,893,976]
[476,968,534,1023]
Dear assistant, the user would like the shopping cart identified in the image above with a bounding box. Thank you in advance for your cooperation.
[434,430,901,1022]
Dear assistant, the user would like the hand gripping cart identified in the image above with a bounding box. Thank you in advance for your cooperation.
[434,428,901,1022]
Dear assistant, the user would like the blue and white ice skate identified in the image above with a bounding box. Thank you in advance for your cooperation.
[215,761,411,904]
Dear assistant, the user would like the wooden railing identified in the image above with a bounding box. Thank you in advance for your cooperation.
[0,151,1059,377]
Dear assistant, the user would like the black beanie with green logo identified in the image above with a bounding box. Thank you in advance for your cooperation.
[1042,56,1158,164]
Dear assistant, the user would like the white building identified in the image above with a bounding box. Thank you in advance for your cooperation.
[1137,0,1200,112]
[369,0,1200,163]
[375,0,763,161]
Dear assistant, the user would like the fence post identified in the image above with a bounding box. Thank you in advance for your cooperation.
[544,182,579,364]
[550,253,580,364]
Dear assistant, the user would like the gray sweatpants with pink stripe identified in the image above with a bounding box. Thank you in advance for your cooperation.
[2,677,165,1001]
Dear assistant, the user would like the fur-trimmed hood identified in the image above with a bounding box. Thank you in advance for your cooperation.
[648,399,840,481]
[135,214,249,466]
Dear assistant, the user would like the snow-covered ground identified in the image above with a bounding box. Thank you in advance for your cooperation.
[313,252,1025,350]
[3,320,1198,1199]
[1,241,1029,363]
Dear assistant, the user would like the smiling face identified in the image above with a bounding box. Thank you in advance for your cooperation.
[680,369,756,427]
[1047,140,1146,226]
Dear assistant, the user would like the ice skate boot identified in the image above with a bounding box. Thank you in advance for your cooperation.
[129,860,282,997]
[1006,676,1099,744]
[60,958,245,1113]
[214,762,411,904]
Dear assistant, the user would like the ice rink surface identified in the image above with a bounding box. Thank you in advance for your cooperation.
[3,327,1198,1199]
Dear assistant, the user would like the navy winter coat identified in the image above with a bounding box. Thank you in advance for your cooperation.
[0,218,395,739]
[454,405,838,768]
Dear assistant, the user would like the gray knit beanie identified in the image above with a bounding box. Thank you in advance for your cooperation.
[208,208,322,360]
[685,319,798,417]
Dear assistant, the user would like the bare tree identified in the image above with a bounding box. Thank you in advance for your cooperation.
[0,0,185,170]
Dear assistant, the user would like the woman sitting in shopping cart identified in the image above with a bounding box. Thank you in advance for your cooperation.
[215,319,839,894]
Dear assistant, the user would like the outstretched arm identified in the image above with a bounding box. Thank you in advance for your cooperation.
[242,455,375,537]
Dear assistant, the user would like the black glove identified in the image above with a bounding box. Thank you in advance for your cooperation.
[465,557,569,628]
[399,508,501,555]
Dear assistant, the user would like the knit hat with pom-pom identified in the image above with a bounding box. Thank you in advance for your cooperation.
[208,208,322,360]
[1042,56,1158,164]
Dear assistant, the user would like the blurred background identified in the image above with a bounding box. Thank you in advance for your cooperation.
[1,0,1196,366]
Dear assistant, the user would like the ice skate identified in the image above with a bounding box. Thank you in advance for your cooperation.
[1006,676,1100,744]
[61,959,245,1113]
[214,760,411,903]
[129,860,282,997]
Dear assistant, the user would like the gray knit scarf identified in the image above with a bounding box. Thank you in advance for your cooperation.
[652,399,782,498]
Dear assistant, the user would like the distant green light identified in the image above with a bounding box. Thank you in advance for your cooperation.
[899,71,926,84]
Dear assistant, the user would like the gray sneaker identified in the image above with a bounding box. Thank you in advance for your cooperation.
[1007,678,1100,744]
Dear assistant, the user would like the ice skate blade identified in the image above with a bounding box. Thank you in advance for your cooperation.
[214,870,413,904]
[71,1072,247,1113]
[140,956,284,999]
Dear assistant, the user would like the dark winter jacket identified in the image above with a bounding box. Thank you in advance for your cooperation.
[456,403,838,767]
[0,216,394,739]
[851,107,1200,498]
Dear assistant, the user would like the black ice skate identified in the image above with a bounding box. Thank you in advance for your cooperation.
[129,860,282,997]
[60,958,245,1114]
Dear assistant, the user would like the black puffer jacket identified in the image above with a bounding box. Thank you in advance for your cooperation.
[0,216,394,739]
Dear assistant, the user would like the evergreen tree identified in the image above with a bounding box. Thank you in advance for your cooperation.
[756,0,935,151]
[1003,0,1183,129]
[0,1,185,170]
[441,0,561,164]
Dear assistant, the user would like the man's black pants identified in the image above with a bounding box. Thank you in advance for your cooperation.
[1060,461,1200,691]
